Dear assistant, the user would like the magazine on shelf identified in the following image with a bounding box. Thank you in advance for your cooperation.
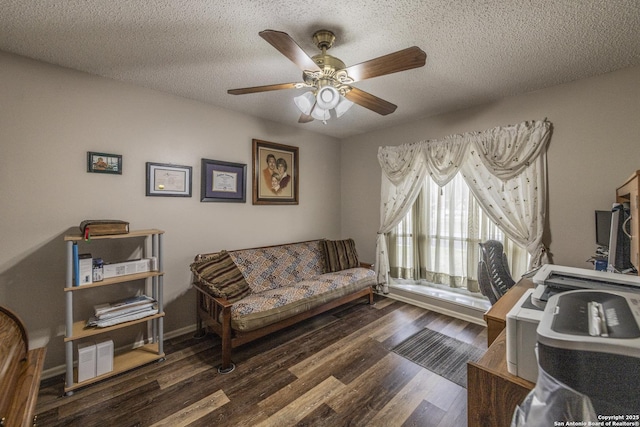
[86,306,158,328]
[94,301,156,321]
[93,295,155,318]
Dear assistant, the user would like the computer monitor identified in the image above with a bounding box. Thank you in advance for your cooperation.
[595,210,612,247]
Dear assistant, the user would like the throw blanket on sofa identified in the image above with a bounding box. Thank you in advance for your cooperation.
[229,240,326,293]
[230,268,374,331]
[226,240,374,331]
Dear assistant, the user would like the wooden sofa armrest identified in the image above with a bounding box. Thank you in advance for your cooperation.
[359,262,374,269]
[193,285,235,373]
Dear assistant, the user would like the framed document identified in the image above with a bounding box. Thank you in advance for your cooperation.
[201,158,246,202]
[146,162,192,197]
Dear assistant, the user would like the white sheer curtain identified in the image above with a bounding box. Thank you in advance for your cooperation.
[376,120,552,292]
[388,173,530,292]
[375,143,428,287]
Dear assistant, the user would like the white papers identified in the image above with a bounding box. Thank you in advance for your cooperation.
[87,295,158,328]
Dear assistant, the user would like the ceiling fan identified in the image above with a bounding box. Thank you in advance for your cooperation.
[228,29,427,124]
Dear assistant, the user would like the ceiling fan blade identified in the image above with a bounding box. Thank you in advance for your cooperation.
[259,30,321,72]
[298,113,314,123]
[228,82,299,95]
[344,87,397,115]
[343,46,426,82]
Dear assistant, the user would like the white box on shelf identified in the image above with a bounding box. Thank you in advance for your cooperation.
[103,258,154,279]
[77,342,97,382]
[78,254,93,285]
[96,339,114,376]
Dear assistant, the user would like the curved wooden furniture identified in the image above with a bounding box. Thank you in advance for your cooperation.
[0,306,46,427]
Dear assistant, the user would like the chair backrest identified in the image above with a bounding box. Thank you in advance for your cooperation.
[477,240,516,304]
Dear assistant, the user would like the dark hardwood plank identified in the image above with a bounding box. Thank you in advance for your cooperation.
[37,295,487,426]
[402,399,447,427]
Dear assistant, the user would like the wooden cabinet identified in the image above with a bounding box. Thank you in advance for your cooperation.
[616,170,640,273]
[63,229,165,394]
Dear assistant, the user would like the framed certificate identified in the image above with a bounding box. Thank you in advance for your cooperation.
[201,158,246,202]
[146,162,192,197]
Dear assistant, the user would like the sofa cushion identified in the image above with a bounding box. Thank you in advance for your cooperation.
[322,238,359,273]
[229,267,375,331]
[190,251,251,302]
[229,240,325,293]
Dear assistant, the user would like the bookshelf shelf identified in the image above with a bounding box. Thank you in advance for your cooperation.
[65,343,164,393]
[64,271,164,292]
[64,313,166,342]
[63,229,165,395]
[64,229,164,241]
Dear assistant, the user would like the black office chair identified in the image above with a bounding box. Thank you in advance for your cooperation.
[477,240,516,305]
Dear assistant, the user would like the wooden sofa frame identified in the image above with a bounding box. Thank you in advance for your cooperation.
[193,256,374,373]
[0,306,46,427]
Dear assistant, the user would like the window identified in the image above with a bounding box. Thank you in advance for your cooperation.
[388,173,529,293]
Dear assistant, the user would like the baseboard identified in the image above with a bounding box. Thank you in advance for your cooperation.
[41,324,200,380]
[384,288,488,327]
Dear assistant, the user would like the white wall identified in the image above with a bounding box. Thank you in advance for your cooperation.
[0,52,342,370]
[341,65,640,272]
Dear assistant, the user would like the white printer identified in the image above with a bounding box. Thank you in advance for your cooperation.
[505,264,640,383]
[537,289,640,415]
[531,264,640,309]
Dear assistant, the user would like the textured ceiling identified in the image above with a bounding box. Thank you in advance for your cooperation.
[2,0,640,139]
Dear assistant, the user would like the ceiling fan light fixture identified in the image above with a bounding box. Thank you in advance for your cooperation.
[311,105,330,122]
[334,96,354,118]
[293,91,315,115]
[315,86,340,110]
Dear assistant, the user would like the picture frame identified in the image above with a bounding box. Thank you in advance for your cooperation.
[201,158,247,203]
[252,139,299,205]
[87,152,122,174]
[145,162,192,197]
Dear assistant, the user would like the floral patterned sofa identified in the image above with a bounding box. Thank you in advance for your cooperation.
[191,239,375,373]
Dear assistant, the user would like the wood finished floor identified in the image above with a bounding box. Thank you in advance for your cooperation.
[36,295,487,426]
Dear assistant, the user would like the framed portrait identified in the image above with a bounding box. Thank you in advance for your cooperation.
[252,139,299,205]
[201,158,247,203]
[87,152,122,174]
[146,162,192,197]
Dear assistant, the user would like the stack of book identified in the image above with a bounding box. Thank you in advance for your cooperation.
[86,295,158,328]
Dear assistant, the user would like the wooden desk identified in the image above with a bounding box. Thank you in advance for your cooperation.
[468,279,536,427]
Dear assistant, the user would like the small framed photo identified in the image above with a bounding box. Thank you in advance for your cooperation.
[201,159,247,203]
[146,162,192,197]
[252,139,299,205]
[87,152,122,174]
